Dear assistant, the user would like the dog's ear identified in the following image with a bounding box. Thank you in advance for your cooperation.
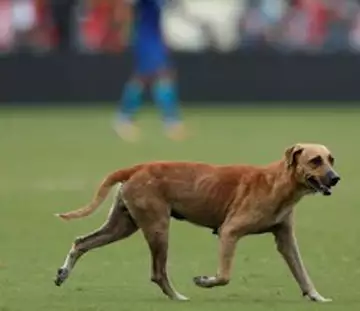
[285,144,304,167]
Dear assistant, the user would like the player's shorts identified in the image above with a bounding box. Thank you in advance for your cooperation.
[132,35,171,75]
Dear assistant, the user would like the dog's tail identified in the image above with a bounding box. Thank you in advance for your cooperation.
[55,165,143,221]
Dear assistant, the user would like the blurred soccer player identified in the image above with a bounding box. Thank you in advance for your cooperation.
[114,0,186,142]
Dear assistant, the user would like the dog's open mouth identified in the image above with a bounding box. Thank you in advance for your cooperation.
[306,176,332,196]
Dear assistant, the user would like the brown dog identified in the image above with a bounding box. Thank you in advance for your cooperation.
[54,143,340,302]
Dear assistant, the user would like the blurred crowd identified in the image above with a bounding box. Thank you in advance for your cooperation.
[2,0,360,54]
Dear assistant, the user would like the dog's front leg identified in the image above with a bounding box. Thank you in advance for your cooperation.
[274,219,331,302]
[194,225,240,289]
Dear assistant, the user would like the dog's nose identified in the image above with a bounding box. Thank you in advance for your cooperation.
[325,170,340,187]
[330,175,340,186]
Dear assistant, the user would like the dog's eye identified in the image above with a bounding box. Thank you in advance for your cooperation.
[328,155,335,166]
[309,156,323,167]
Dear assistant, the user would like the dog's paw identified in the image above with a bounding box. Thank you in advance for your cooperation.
[304,291,332,303]
[54,268,69,287]
[193,276,215,288]
[172,293,190,301]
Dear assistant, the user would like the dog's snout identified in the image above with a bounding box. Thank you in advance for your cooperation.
[326,171,340,186]
[330,175,340,186]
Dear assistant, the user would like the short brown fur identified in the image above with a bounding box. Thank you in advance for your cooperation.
[54,143,340,302]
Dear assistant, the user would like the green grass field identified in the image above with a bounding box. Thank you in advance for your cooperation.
[1,106,359,311]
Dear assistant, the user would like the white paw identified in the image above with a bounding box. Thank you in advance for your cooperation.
[193,276,216,288]
[173,293,189,301]
[305,292,332,302]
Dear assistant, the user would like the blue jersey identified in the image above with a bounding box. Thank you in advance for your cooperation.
[130,0,171,75]
[133,0,162,37]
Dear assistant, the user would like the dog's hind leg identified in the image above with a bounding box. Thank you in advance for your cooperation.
[128,198,189,301]
[54,193,138,287]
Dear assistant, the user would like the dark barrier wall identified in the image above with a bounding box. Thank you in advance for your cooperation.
[1,51,360,104]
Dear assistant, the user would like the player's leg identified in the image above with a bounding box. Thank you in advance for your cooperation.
[136,35,186,140]
[146,37,186,140]
[114,31,159,142]
[114,75,146,142]
[152,67,187,141]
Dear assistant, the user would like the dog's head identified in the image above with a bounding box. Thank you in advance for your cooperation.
[285,143,340,196]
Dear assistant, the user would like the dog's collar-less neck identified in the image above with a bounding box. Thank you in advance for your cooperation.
[269,160,306,204]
